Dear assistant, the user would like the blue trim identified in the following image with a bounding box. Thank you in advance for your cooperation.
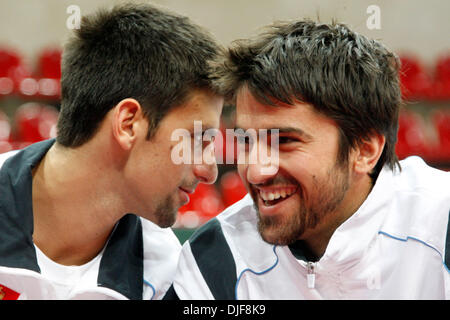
[143,279,156,300]
[378,231,449,273]
[235,245,279,300]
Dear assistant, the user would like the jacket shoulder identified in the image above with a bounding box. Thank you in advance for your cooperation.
[382,157,450,257]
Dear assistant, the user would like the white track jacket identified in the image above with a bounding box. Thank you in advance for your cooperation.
[169,157,450,299]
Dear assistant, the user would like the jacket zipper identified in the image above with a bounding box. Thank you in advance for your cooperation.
[307,261,315,289]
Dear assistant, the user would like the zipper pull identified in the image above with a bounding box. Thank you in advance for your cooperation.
[307,262,315,289]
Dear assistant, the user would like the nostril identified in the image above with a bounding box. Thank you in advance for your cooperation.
[194,164,218,184]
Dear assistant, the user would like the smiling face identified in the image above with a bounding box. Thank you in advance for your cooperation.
[124,89,223,227]
[236,87,353,245]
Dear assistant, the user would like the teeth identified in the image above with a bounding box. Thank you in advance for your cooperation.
[259,187,297,201]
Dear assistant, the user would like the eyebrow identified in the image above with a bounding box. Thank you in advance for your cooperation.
[234,126,313,140]
[188,124,220,133]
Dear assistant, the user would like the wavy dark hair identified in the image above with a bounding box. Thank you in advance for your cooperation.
[212,20,402,179]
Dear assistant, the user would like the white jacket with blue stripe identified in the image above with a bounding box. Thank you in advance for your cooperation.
[170,156,450,300]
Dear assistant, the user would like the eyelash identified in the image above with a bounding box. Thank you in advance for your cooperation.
[278,136,298,144]
[236,136,298,145]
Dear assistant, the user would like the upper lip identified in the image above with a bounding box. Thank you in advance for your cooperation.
[253,184,298,193]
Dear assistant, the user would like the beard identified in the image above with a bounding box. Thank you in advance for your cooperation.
[152,195,178,228]
[254,161,350,246]
[151,179,198,228]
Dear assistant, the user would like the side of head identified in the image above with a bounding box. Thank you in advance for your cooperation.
[57,2,222,148]
[213,20,402,180]
[55,3,224,226]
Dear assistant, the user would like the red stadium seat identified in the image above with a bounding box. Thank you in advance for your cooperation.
[0,77,14,96]
[0,110,11,142]
[399,55,433,101]
[0,48,32,96]
[432,55,450,100]
[396,111,430,160]
[26,47,62,99]
[432,111,450,161]
[178,183,225,226]
[0,141,13,154]
[0,48,24,78]
[219,170,247,207]
[37,47,62,79]
[192,183,224,218]
[14,103,59,143]
[0,111,14,154]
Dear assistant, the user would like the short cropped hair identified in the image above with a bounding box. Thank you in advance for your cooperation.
[213,20,402,179]
[57,2,222,147]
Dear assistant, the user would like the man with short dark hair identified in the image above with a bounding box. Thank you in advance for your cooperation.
[0,3,223,299]
[166,20,450,299]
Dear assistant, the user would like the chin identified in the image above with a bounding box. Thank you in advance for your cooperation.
[157,210,178,228]
[259,228,298,246]
[257,211,304,246]
[149,197,178,228]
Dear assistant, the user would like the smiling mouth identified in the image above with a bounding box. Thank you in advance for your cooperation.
[257,185,298,206]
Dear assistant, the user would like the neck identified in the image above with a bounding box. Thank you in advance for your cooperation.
[32,141,127,266]
[301,173,374,261]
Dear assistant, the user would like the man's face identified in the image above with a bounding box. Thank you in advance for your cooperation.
[126,89,223,227]
[236,87,352,245]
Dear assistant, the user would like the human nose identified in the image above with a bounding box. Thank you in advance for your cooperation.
[193,161,218,184]
[245,139,279,185]
[193,142,218,184]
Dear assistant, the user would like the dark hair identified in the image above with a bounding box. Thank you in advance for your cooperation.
[57,2,222,147]
[213,20,402,178]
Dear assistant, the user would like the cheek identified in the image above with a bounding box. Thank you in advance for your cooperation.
[280,149,332,180]
[145,153,180,188]
[237,164,248,184]
[278,157,322,198]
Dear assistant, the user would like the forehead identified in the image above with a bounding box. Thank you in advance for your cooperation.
[235,87,336,133]
[163,89,223,129]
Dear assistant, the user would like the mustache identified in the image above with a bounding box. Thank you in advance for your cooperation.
[251,175,299,188]
[181,180,199,192]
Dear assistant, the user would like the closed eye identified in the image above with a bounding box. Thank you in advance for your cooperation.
[278,136,299,144]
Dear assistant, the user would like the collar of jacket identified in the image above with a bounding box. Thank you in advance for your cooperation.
[287,165,396,267]
[0,139,143,299]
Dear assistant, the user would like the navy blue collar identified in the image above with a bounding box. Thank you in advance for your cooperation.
[0,139,143,299]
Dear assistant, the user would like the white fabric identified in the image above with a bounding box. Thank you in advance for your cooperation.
[0,220,181,300]
[34,244,104,299]
[173,242,215,300]
[0,148,182,300]
[173,156,450,299]
[141,218,182,300]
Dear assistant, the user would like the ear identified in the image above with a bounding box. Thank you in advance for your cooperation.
[111,98,144,150]
[353,132,385,175]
